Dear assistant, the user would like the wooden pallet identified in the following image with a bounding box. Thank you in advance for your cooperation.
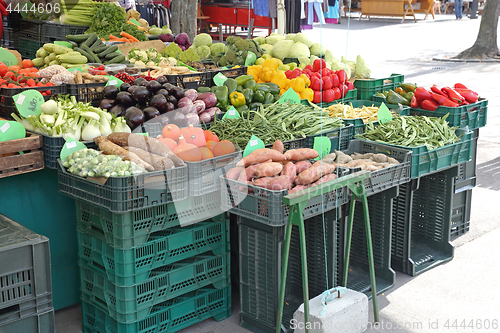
[0,132,44,178]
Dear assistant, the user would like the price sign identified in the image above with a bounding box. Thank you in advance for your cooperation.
[313,136,332,160]
[245,51,257,66]
[243,135,265,157]
[0,120,25,142]
[129,19,141,26]
[60,137,87,161]
[221,106,240,120]
[13,90,45,118]
[0,48,19,67]
[278,88,300,104]
[377,102,392,124]
[213,72,228,86]
[105,76,124,87]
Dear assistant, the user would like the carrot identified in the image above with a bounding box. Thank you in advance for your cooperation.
[236,148,286,167]
[284,148,319,161]
[271,139,284,154]
[255,162,283,178]
[295,161,337,185]
[109,34,120,40]
[120,31,140,42]
[295,160,312,174]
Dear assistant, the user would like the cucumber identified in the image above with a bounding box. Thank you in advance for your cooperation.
[81,44,101,63]
[106,55,126,64]
[89,38,103,51]
[98,45,118,58]
[74,47,94,63]
[66,34,93,43]
[81,34,98,48]
[105,52,121,60]
[93,45,108,54]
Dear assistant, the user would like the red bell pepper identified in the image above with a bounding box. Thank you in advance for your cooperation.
[285,70,292,79]
[411,95,419,108]
[454,88,479,103]
[414,87,433,102]
[331,74,339,88]
[322,76,333,90]
[313,59,326,73]
[454,83,468,89]
[309,72,321,81]
[431,85,448,97]
[310,77,323,91]
[313,90,323,104]
[336,70,347,84]
[339,84,349,97]
[322,89,335,103]
[304,65,313,72]
[333,87,341,100]
[421,99,439,111]
[290,68,302,79]
[431,92,458,107]
[321,68,330,78]
[346,81,354,91]
[441,87,465,104]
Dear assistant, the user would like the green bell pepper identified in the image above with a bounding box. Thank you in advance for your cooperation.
[254,83,270,93]
[265,82,280,95]
[236,104,249,113]
[273,94,280,103]
[197,87,211,93]
[253,90,266,103]
[263,92,275,105]
[404,91,414,101]
[236,85,244,93]
[210,86,219,93]
[235,75,254,87]
[249,102,263,111]
[215,86,229,109]
[244,79,256,90]
[224,78,238,95]
[242,88,254,105]
[387,90,409,105]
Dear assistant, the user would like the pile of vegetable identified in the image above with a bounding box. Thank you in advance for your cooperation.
[11,95,130,140]
[162,42,200,64]
[324,150,401,172]
[59,0,96,26]
[373,83,417,106]
[128,48,176,67]
[32,44,86,69]
[157,124,236,162]
[189,33,227,60]
[0,60,56,90]
[226,146,341,194]
[63,148,147,177]
[326,103,400,123]
[65,34,127,65]
[212,36,263,67]
[357,115,460,150]
[148,25,171,36]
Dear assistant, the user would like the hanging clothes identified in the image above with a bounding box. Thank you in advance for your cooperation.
[253,0,270,17]
[324,0,339,24]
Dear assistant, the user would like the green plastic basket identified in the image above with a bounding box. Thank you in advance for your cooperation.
[353,74,404,100]
[451,187,472,239]
[455,128,478,191]
[299,88,357,108]
[0,309,55,333]
[303,123,355,153]
[82,286,231,333]
[80,252,230,322]
[77,219,229,285]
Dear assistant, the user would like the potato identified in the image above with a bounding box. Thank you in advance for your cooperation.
[372,153,388,163]
[335,150,352,164]
[387,157,399,164]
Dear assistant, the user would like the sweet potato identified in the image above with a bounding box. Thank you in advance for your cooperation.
[226,166,245,180]
[295,161,337,185]
[295,160,312,174]
[311,173,337,186]
[288,185,311,195]
[239,164,260,182]
[284,148,319,161]
[282,162,297,178]
[266,175,293,191]
[271,139,284,154]
[236,148,286,167]
[255,162,283,178]
[253,177,277,188]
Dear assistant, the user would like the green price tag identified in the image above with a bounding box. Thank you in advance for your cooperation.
[0,120,26,142]
[313,136,331,160]
[117,49,123,54]
[138,132,148,136]
[106,76,125,87]
[14,90,45,118]
[220,67,228,70]
[377,102,392,124]
[0,48,19,66]
[213,72,228,86]
[245,51,257,66]
[54,41,73,48]
[243,135,265,157]
[278,87,300,104]
[129,19,141,26]
[221,107,240,120]
[60,137,87,161]
[68,67,83,73]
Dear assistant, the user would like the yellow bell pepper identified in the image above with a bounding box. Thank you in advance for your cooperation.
[271,71,288,89]
[300,88,314,101]
[262,58,278,71]
[300,74,311,88]
[260,67,273,82]
[229,91,246,107]
[247,65,262,82]
[289,77,306,93]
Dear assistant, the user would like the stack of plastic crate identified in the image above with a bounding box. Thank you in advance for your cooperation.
[74,195,232,332]
[0,214,55,333]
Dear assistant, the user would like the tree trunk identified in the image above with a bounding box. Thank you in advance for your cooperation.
[455,0,500,59]
[170,0,198,43]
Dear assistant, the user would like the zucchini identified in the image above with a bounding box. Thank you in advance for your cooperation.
[89,38,103,51]
[75,47,94,63]
[93,45,108,54]
[81,44,101,63]
[66,34,93,43]
[105,52,121,60]
[81,34,98,48]
[68,41,79,49]
[98,45,118,58]
[106,55,126,64]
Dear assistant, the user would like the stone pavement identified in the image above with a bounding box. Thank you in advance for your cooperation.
[54,13,500,333]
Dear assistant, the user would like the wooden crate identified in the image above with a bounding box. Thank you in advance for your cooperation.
[0,133,44,178]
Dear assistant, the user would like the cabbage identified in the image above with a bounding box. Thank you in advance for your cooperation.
[196,45,211,59]
[324,49,338,64]
[355,55,371,79]
[271,40,295,60]
[210,43,227,57]
[285,34,296,41]
[298,56,310,66]
[309,43,326,56]
[294,33,313,48]
[149,27,162,35]
[253,36,266,45]
[266,35,284,46]
[288,42,310,59]
[341,56,356,79]
[193,33,212,47]
[260,44,273,55]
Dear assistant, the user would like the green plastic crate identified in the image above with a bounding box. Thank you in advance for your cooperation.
[75,193,227,249]
[67,82,106,106]
[42,22,88,43]
[303,123,355,153]
[0,309,55,333]
[391,167,457,276]
[455,128,478,191]
[451,188,472,239]
[299,88,357,108]
[353,74,404,100]
[58,159,188,213]
[340,186,399,296]
[80,252,230,322]
[42,135,96,170]
[82,286,231,333]
[342,140,411,197]
[409,99,487,131]
[18,38,43,60]
[360,128,473,179]
[238,210,342,333]
[77,219,229,285]
[19,19,44,42]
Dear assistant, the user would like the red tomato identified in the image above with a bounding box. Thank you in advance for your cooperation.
[26,79,36,87]
[0,63,7,77]
[45,82,54,87]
